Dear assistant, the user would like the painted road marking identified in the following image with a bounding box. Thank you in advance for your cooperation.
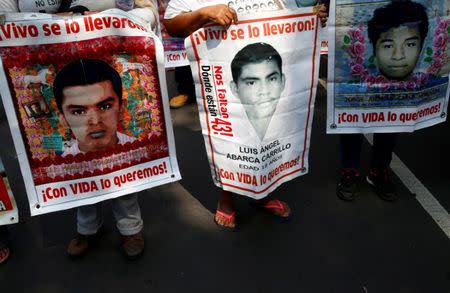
[366,134,450,239]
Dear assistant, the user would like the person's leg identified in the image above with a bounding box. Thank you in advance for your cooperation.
[170,66,195,108]
[175,66,195,97]
[370,133,397,169]
[367,133,398,201]
[67,204,103,258]
[340,134,364,169]
[0,226,10,264]
[112,194,144,260]
[112,194,143,236]
[337,134,364,201]
[77,204,103,235]
[215,190,236,230]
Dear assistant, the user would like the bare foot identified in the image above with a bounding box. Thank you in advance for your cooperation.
[255,197,291,218]
[214,190,236,229]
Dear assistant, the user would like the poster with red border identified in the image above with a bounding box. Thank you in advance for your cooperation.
[185,8,321,199]
[0,157,18,225]
[0,9,181,216]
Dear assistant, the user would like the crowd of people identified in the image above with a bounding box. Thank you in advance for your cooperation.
[0,0,433,266]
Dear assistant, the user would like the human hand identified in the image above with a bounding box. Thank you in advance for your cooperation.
[316,4,328,27]
[83,10,99,15]
[56,12,73,16]
[199,4,238,27]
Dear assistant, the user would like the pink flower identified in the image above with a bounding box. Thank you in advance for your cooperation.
[364,75,376,84]
[434,52,446,61]
[379,84,390,91]
[433,33,448,50]
[416,73,429,85]
[431,58,445,69]
[350,63,365,75]
[353,56,364,65]
[348,29,364,43]
[374,75,387,84]
[435,19,449,35]
[427,62,442,74]
[405,80,417,89]
[348,41,365,58]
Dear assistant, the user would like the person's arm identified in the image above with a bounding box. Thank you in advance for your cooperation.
[163,4,237,38]
[316,3,328,27]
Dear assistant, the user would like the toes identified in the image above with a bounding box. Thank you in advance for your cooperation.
[215,214,235,228]
[282,204,291,217]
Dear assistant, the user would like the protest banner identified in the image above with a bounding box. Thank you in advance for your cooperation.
[186,8,321,198]
[327,0,450,133]
[157,0,188,67]
[0,157,18,225]
[0,9,181,215]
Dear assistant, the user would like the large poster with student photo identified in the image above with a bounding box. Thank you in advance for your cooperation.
[0,157,18,225]
[186,8,321,198]
[0,10,180,215]
[327,0,450,133]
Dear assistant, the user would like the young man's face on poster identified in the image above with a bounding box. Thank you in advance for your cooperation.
[231,59,285,122]
[375,25,422,80]
[59,80,121,153]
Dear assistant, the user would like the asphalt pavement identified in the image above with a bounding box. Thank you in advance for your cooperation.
[0,65,449,293]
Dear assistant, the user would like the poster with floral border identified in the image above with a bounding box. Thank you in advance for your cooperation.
[327,0,450,133]
[0,157,18,225]
[0,9,180,216]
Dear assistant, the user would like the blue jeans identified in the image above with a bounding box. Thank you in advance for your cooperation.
[77,194,143,236]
